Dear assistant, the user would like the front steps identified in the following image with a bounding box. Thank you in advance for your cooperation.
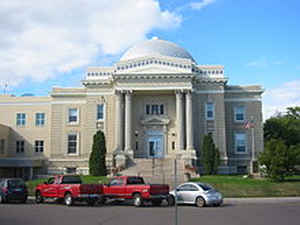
[118,158,198,188]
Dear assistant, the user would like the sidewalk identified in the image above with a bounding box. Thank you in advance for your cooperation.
[225,197,300,205]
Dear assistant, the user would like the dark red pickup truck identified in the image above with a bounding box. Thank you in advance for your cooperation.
[35,175,103,206]
[102,176,171,207]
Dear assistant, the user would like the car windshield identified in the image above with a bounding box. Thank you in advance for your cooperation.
[8,179,25,188]
[197,183,213,191]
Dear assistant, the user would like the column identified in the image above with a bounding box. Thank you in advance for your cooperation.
[125,91,133,155]
[186,90,194,150]
[176,90,184,151]
[115,91,124,152]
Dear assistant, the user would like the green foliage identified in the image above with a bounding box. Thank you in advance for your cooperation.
[259,139,300,181]
[190,175,300,197]
[89,130,107,176]
[201,133,220,175]
[264,107,300,147]
[262,107,300,181]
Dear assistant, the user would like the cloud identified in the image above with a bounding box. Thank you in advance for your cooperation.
[0,0,181,87]
[263,80,300,120]
[246,57,284,68]
[189,0,216,10]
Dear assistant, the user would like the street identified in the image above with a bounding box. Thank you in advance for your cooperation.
[1,199,300,225]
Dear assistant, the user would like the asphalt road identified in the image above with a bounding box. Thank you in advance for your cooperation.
[1,199,300,225]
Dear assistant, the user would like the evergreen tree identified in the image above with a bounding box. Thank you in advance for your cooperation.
[89,130,107,176]
[201,133,220,175]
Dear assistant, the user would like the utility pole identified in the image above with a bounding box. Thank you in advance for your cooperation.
[174,158,178,225]
[249,116,255,175]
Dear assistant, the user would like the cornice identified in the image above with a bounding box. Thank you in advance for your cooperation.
[113,73,195,80]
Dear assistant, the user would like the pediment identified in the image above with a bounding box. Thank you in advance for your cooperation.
[124,65,186,74]
[141,115,170,125]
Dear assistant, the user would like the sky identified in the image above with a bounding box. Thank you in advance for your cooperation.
[0,0,299,120]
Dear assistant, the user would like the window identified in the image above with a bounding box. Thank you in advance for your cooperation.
[146,104,164,115]
[16,141,25,153]
[136,142,138,151]
[151,105,159,115]
[35,113,45,126]
[172,141,175,150]
[16,113,26,126]
[35,140,44,153]
[109,178,123,186]
[234,106,245,122]
[0,139,5,154]
[97,104,104,120]
[64,169,78,176]
[235,133,246,153]
[205,103,214,120]
[67,134,78,154]
[68,108,78,123]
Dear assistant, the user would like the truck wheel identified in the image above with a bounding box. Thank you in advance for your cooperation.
[152,200,162,206]
[195,196,205,207]
[0,195,6,203]
[64,193,73,206]
[35,191,44,204]
[87,199,96,206]
[167,195,175,207]
[133,193,143,207]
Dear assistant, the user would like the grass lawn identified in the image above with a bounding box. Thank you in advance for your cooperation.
[190,175,300,198]
[26,176,108,196]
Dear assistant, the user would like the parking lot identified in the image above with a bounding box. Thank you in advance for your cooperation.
[1,199,300,225]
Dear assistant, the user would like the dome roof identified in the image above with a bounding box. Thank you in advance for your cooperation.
[120,38,196,62]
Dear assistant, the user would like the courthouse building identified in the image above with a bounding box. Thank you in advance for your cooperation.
[0,38,264,179]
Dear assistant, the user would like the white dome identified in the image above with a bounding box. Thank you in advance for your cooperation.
[120,38,196,62]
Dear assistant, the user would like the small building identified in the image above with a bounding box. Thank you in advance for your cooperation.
[0,38,264,180]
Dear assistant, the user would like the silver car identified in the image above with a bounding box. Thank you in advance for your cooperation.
[169,182,223,207]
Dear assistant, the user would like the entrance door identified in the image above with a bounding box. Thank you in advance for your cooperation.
[148,135,163,158]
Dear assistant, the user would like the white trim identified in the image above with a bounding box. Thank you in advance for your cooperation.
[66,133,80,156]
[234,106,246,123]
[234,132,247,154]
[195,90,224,94]
[49,158,88,162]
[51,92,86,96]
[224,98,261,102]
[51,100,86,105]
[0,102,50,106]
[67,108,79,125]
[115,86,192,91]
[86,92,114,96]
[225,90,263,93]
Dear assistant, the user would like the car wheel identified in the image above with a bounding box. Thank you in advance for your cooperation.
[64,193,73,206]
[152,199,162,206]
[133,193,143,207]
[21,195,27,204]
[0,195,6,203]
[35,191,44,204]
[167,195,175,207]
[195,196,205,207]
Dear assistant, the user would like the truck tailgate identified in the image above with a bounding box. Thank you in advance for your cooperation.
[79,184,103,194]
[149,184,169,195]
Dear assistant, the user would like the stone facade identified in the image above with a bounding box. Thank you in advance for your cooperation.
[0,39,264,179]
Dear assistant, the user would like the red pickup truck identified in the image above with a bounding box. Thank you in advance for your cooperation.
[102,176,171,207]
[35,175,103,206]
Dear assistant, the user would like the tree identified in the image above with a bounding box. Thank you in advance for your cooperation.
[201,133,220,175]
[259,139,300,181]
[89,130,107,176]
[264,107,300,147]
